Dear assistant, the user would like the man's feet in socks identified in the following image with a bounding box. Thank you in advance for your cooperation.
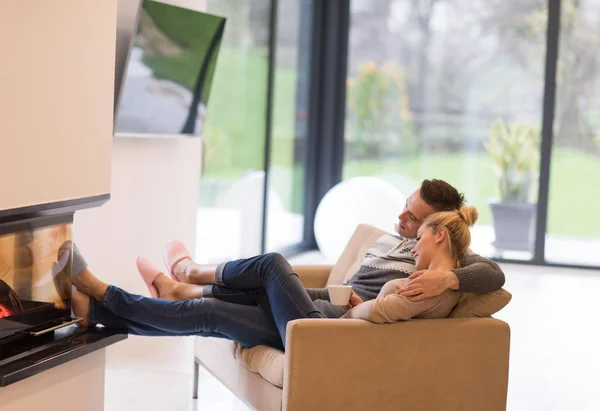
[71,268,109,302]
[71,289,91,328]
[55,241,107,301]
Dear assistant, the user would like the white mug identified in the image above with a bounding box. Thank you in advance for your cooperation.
[327,285,353,306]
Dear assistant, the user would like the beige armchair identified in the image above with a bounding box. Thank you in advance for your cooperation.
[193,225,511,411]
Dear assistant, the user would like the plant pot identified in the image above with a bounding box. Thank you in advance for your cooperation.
[488,201,537,252]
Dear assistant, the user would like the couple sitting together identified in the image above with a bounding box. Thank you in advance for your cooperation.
[67,179,505,351]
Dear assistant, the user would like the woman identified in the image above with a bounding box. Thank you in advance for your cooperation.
[69,205,479,351]
[343,205,478,322]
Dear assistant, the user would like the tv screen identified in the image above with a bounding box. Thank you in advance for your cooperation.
[114,1,225,136]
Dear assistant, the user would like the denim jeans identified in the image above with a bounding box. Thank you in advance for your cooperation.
[89,253,323,349]
[215,252,324,341]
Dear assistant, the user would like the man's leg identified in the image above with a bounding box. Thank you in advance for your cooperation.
[72,270,284,349]
[73,290,226,339]
[103,286,283,349]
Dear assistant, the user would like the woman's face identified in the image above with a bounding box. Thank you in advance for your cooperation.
[411,224,440,271]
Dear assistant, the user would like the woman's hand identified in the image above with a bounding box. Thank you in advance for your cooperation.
[346,290,364,310]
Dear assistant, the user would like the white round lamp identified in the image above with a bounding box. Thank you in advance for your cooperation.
[314,177,405,263]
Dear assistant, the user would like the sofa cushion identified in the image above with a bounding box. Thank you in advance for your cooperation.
[195,337,283,411]
[327,224,388,286]
[448,288,512,318]
[235,344,285,388]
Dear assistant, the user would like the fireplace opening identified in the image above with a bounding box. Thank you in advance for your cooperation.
[0,216,85,366]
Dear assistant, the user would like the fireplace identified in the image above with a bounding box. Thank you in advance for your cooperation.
[0,213,126,387]
[1,0,124,396]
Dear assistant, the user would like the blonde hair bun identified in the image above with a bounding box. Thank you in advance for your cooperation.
[458,206,478,227]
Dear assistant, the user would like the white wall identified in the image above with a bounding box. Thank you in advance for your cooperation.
[0,0,114,211]
[75,136,202,374]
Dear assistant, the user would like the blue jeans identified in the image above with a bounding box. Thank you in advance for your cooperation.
[89,253,324,349]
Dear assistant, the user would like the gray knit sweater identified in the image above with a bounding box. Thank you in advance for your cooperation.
[306,233,505,318]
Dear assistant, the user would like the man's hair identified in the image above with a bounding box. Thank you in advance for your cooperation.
[420,179,465,212]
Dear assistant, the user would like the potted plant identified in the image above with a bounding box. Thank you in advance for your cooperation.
[484,121,540,252]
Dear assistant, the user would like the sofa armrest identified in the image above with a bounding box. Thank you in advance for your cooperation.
[292,265,332,288]
[282,318,510,411]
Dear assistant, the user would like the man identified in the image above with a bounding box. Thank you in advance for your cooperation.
[165,179,504,318]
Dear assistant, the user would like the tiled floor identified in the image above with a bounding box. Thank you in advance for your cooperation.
[104,261,600,411]
[104,364,250,411]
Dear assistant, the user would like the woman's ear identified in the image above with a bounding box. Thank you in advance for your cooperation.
[435,228,447,244]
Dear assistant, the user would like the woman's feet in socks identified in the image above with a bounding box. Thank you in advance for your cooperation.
[71,289,91,328]
[171,258,218,286]
[164,240,217,285]
[163,240,192,282]
[138,256,205,300]
[153,273,206,301]
[171,258,194,283]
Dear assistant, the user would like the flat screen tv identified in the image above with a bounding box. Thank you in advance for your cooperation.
[114,0,225,137]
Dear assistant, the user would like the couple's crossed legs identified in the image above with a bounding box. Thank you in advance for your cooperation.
[164,252,266,306]
[140,245,264,305]
[70,245,322,350]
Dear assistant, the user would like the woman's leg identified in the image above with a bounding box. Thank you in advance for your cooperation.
[204,285,263,306]
[143,267,264,306]
[216,253,324,343]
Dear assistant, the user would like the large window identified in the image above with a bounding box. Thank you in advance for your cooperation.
[191,0,598,269]
[546,0,600,266]
[265,0,313,251]
[196,0,315,261]
[196,0,270,262]
[344,0,547,259]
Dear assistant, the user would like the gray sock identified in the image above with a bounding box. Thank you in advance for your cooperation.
[70,242,88,277]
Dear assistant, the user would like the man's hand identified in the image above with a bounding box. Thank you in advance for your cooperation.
[397,270,459,302]
[346,291,364,310]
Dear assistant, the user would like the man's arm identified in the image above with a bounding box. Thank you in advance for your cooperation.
[306,288,352,318]
[397,254,505,302]
[314,299,348,318]
[452,254,505,293]
[305,288,330,301]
